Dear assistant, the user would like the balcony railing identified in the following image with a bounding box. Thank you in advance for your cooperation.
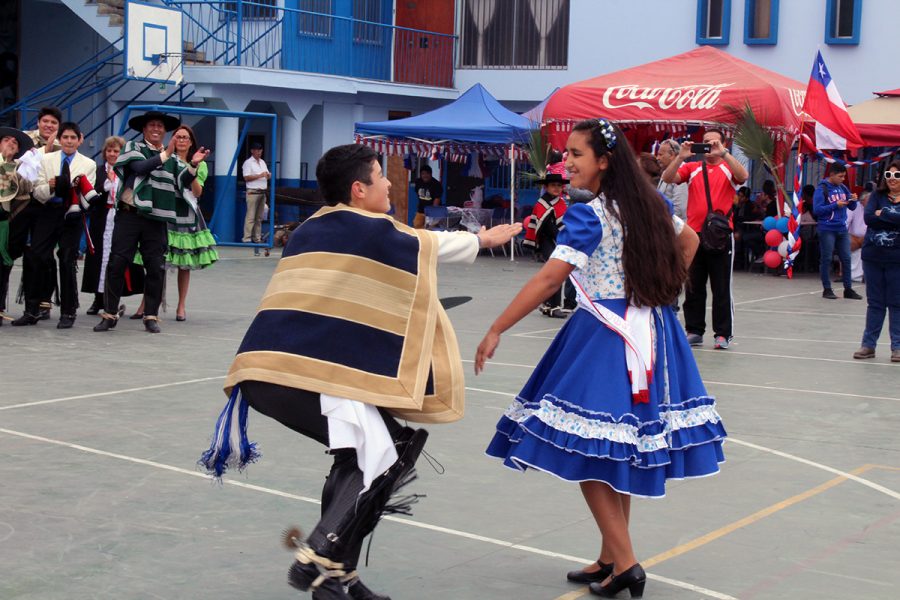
[165,1,457,88]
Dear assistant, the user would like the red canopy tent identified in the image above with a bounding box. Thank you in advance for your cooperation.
[543,46,807,149]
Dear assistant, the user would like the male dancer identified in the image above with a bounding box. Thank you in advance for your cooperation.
[0,127,34,322]
[200,144,520,600]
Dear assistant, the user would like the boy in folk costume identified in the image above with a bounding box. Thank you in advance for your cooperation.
[14,122,95,329]
[0,127,35,322]
[523,163,576,317]
[200,144,520,600]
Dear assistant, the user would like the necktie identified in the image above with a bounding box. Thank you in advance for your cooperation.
[56,155,72,203]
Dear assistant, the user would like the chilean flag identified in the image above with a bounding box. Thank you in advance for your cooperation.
[802,51,864,150]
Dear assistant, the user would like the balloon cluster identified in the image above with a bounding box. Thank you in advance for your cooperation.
[761,216,790,269]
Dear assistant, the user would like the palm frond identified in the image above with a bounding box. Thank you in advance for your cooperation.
[729,102,774,161]
[525,128,550,179]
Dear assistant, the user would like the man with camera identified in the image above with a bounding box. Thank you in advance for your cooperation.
[661,129,748,350]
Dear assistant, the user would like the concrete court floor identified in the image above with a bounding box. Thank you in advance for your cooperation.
[1,248,898,600]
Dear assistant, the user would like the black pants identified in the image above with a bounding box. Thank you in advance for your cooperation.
[1,199,56,314]
[683,236,734,339]
[22,203,82,316]
[240,380,405,568]
[104,208,167,316]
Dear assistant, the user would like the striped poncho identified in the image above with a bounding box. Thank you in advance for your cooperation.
[115,140,197,227]
[225,204,465,424]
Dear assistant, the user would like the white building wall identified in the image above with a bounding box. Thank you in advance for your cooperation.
[456,0,899,106]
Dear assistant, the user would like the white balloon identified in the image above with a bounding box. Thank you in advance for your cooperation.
[777,240,790,257]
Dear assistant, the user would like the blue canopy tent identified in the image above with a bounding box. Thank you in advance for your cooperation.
[355,83,533,258]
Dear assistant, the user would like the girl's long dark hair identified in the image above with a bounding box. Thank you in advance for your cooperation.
[572,119,686,307]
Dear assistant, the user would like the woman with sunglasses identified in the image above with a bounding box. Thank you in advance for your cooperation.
[853,161,900,362]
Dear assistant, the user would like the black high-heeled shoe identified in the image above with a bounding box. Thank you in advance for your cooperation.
[567,560,613,584]
[589,563,646,598]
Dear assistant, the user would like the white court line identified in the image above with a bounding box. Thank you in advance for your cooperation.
[738,308,865,318]
[463,360,900,403]
[511,327,563,337]
[692,348,897,367]
[703,381,900,403]
[0,376,226,411]
[732,291,819,306]
[0,427,734,599]
[727,438,900,501]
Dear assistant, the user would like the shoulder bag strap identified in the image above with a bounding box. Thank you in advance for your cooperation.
[701,162,714,215]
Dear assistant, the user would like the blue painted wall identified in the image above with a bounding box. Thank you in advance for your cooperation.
[282,0,393,80]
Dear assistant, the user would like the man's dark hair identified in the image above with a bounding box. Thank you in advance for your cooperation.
[829,163,848,175]
[419,164,432,175]
[58,121,82,138]
[801,184,816,199]
[737,186,751,198]
[316,144,378,206]
[38,106,62,123]
[704,128,725,142]
[762,179,776,196]
[250,141,263,150]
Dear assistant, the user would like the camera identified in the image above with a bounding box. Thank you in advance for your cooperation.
[690,143,712,154]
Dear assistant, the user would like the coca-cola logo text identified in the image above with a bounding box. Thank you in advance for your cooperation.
[602,83,734,111]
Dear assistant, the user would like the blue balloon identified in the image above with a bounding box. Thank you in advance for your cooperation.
[776,217,789,234]
[762,216,777,231]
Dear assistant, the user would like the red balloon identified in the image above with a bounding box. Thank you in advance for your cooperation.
[764,250,782,269]
[765,229,784,248]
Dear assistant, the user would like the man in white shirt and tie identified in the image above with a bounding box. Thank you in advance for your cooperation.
[14,121,95,328]
[241,142,270,246]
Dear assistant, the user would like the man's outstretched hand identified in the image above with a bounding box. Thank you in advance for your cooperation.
[476,223,522,249]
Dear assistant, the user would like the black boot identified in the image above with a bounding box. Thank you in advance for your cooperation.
[345,576,392,600]
[287,553,352,600]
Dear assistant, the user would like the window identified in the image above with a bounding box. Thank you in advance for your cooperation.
[353,0,383,44]
[299,0,332,37]
[696,0,731,46]
[825,0,861,45]
[224,0,277,20]
[459,0,569,69]
[744,0,778,44]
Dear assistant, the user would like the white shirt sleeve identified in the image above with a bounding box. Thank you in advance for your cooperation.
[433,230,479,264]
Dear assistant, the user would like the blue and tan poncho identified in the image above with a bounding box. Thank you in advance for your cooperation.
[225,204,465,424]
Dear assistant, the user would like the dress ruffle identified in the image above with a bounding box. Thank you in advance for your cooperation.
[486,303,726,498]
[165,210,218,270]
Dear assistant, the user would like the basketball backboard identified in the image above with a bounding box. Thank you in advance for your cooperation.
[125,1,183,84]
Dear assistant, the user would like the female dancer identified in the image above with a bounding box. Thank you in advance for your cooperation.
[476,119,726,598]
[132,125,214,321]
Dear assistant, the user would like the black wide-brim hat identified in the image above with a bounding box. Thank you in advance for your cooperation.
[128,111,181,133]
[536,172,570,185]
[0,127,35,159]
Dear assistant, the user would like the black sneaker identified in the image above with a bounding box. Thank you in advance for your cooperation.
[57,314,76,329]
[822,288,838,300]
[843,288,863,300]
[288,559,351,599]
[144,318,161,333]
[38,307,51,321]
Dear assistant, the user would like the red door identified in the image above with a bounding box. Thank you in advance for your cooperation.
[394,1,454,87]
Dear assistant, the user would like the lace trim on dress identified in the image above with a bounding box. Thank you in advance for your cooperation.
[502,396,722,453]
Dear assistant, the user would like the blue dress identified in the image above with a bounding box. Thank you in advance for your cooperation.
[486,197,726,498]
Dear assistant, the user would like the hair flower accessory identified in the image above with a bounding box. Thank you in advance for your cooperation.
[595,118,618,151]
